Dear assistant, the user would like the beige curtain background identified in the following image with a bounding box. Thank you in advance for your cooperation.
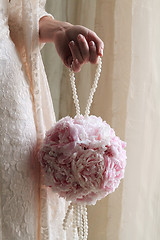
[41,0,160,239]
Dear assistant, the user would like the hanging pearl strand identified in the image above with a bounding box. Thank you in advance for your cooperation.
[85,56,102,116]
[69,56,102,117]
[79,205,84,240]
[69,68,81,117]
[82,205,88,240]
[63,202,73,230]
[63,203,88,240]
[73,204,78,240]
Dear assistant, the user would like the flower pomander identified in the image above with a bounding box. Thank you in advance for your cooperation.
[38,114,127,205]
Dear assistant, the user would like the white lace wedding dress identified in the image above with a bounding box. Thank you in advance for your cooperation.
[0,1,43,239]
[0,1,70,239]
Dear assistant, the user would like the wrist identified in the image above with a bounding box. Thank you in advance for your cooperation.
[39,17,72,43]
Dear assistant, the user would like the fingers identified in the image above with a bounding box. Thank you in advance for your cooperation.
[88,31,104,57]
[69,40,83,64]
[89,41,98,64]
[68,33,104,72]
[68,41,82,72]
[72,59,81,73]
[77,34,89,62]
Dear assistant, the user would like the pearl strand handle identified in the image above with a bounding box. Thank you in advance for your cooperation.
[85,57,102,116]
[69,57,102,117]
[69,69,81,116]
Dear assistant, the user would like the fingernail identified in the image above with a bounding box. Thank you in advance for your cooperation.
[78,34,84,40]
[89,41,95,47]
[75,59,79,65]
[99,47,103,56]
[69,41,75,46]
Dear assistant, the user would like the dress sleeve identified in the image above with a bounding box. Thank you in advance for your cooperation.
[39,0,54,20]
[8,0,54,51]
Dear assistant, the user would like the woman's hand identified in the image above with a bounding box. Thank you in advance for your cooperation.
[39,17,104,72]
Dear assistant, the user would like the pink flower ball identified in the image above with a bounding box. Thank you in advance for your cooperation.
[38,115,127,205]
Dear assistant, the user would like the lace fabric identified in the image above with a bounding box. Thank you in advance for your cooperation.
[0,0,69,239]
[0,22,38,240]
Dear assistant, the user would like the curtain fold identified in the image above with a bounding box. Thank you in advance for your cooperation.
[42,0,160,239]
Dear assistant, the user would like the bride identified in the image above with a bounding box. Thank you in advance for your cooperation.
[0,0,103,239]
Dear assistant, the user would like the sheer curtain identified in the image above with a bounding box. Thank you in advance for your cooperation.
[42,0,160,239]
